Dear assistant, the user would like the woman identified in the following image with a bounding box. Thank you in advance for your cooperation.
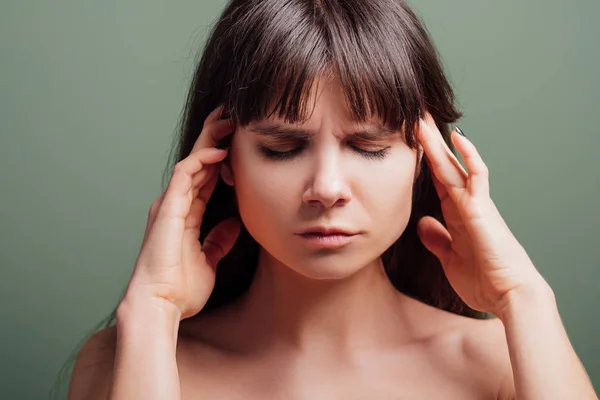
[64,0,597,399]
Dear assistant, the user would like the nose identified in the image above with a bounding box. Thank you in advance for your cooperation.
[301,153,352,208]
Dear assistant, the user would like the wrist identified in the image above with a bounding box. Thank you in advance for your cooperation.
[497,277,555,324]
[117,291,182,328]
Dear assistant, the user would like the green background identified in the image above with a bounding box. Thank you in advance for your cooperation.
[1,0,598,398]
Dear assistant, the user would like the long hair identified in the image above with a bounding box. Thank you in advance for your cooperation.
[176,0,486,317]
[52,0,487,397]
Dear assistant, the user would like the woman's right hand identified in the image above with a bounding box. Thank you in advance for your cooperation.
[122,105,240,321]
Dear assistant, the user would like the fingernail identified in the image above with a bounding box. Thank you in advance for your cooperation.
[455,126,466,137]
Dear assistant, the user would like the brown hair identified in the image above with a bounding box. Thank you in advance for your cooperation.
[172,0,487,318]
[52,1,487,397]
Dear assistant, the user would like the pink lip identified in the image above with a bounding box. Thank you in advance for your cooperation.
[298,226,359,236]
[296,231,358,249]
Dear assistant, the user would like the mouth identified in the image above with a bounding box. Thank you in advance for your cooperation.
[296,227,359,248]
[298,226,359,236]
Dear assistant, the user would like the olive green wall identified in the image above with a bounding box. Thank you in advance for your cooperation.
[1,1,598,398]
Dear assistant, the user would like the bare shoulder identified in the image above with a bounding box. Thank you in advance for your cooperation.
[460,317,516,400]
[67,326,117,400]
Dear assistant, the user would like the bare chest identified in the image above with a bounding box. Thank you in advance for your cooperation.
[176,343,497,400]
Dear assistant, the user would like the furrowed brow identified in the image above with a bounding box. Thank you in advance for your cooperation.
[348,125,397,140]
[247,123,313,140]
[248,123,398,140]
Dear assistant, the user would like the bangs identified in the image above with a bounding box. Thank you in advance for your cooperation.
[222,0,428,149]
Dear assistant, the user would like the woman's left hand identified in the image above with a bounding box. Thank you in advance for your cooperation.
[416,112,549,317]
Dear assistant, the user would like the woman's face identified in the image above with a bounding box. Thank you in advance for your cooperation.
[225,78,420,279]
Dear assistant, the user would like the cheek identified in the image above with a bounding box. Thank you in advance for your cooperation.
[358,154,416,227]
[230,149,298,230]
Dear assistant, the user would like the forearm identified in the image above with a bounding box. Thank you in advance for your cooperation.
[499,280,597,399]
[110,295,182,400]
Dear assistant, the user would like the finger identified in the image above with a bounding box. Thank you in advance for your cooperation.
[418,113,467,190]
[197,165,221,208]
[202,218,242,269]
[425,155,450,203]
[143,193,165,244]
[187,167,221,236]
[144,149,227,260]
[451,130,490,197]
[145,107,229,240]
[420,115,467,181]
[144,154,222,244]
[191,164,218,197]
[144,106,230,243]
[191,118,234,154]
[191,106,236,152]
[206,104,227,124]
[155,147,227,225]
[184,191,210,234]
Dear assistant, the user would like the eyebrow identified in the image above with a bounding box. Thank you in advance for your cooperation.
[247,123,398,140]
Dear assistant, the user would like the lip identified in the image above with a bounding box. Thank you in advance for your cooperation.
[296,226,359,249]
[297,226,359,236]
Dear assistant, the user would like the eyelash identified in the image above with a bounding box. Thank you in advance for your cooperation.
[259,145,390,161]
[353,147,390,160]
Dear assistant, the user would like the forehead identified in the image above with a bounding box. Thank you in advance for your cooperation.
[253,78,389,128]
[300,76,375,122]
[246,120,400,141]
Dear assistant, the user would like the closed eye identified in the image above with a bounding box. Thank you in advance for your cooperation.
[352,146,390,160]
[258,145,305,160]
[258,144,390,161]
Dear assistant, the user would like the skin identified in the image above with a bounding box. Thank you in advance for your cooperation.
[68,75,597,399]
[173,77,516,399]
[226,77,418,282]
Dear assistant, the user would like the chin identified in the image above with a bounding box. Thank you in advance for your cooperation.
[283,251,378,280]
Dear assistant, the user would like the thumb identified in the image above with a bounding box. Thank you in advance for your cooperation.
[417,216,452,265]
[202,217,241,268]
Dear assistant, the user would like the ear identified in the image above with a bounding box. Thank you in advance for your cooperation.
[220,161,235,186]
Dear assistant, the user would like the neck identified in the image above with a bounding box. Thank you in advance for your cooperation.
[232,249,421,355]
